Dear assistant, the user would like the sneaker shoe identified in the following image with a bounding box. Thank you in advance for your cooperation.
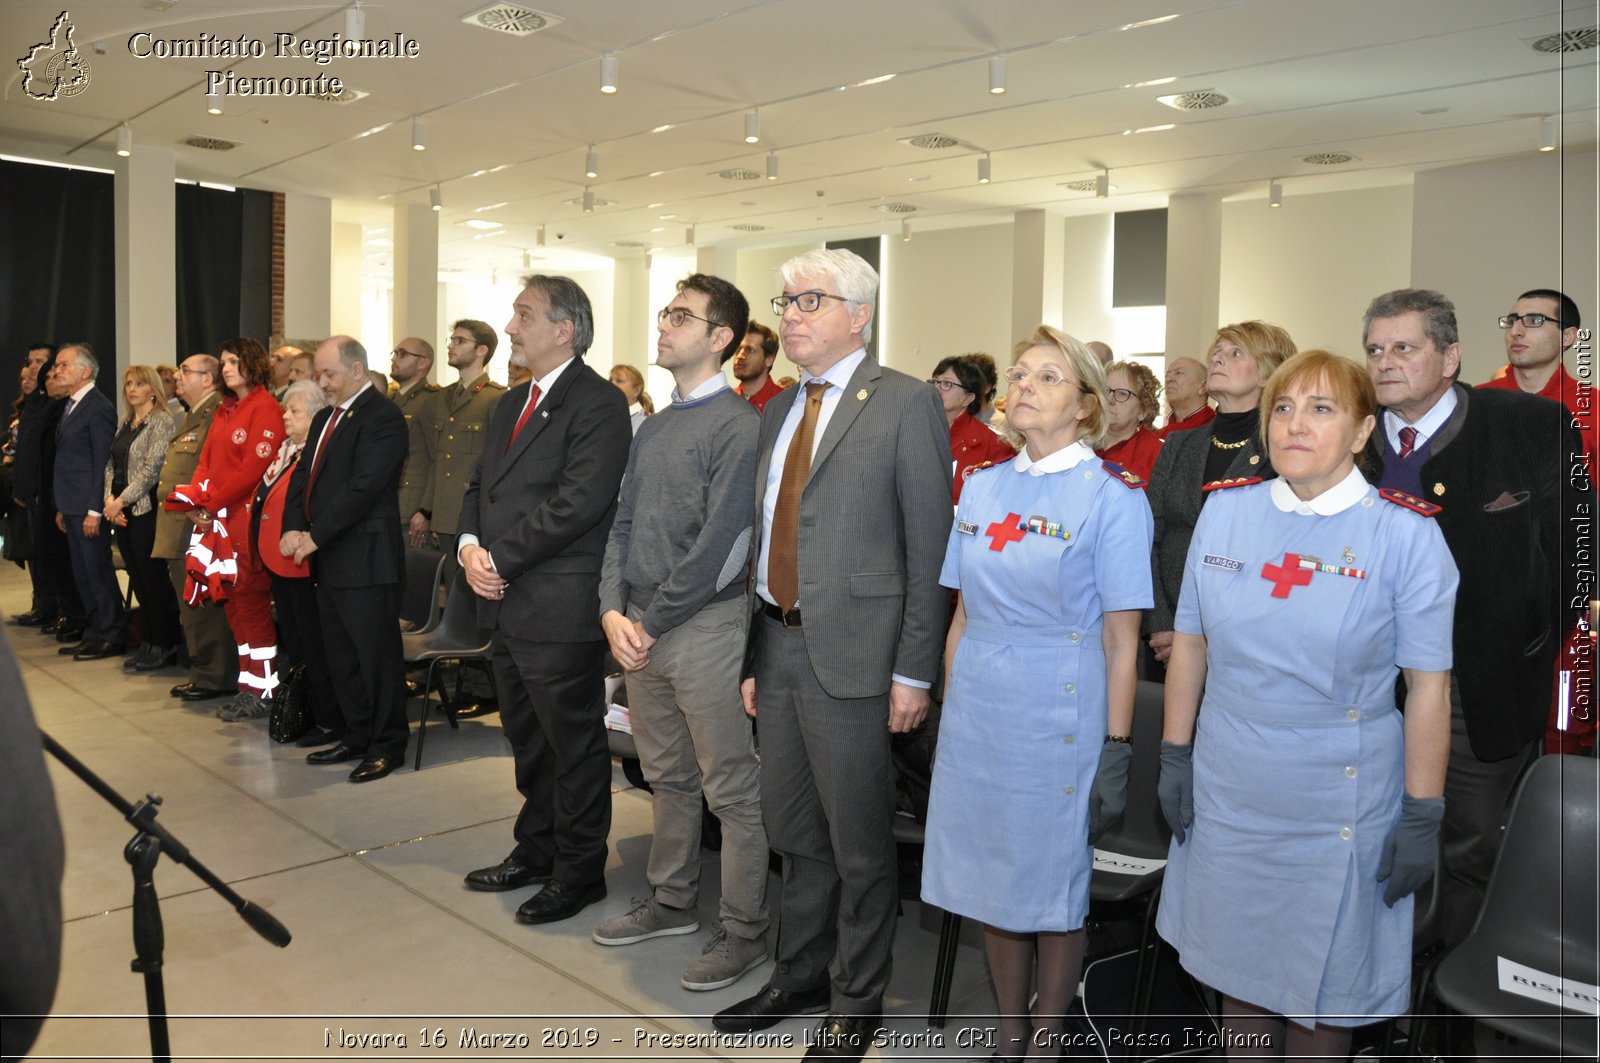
[681,927,768,992]
[217,693,271,721]
[592,896,699,946]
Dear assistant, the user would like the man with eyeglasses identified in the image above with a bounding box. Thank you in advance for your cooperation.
[733,321,784,411]
[712,249,950,1060]
[1481,289,1593,473]
[421,321,506,565]
[388,337,440,548]
[1364,288,1588,949]
[591,273,770,991]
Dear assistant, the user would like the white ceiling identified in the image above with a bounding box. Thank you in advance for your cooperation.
[2,0,1595,274]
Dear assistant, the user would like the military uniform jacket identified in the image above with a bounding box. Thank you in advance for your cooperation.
[394,380,440,522]
[425,371,505,535]
[153,390,225,560]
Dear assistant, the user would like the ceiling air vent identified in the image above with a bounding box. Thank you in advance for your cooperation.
[1060,179,1098,193]
[1301,151,1355,166]
[310,85,368,104]
[715,168,763,181]
[903,133,962,150]
[876,202,917,214]
[729,223,768,232]
[1157,89,1229,110]
[182,135,238,151]
[563,195,614,208]
[1532,26,1598,52]
[461,4,562,36]
[613,240,649,249]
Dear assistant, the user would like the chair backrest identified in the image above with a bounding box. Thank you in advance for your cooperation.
[427,569,492,652]
[1095,679,1172,858]
[1471,754,1598,974]
[400,547,446,630]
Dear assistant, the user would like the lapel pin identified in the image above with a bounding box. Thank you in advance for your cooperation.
[1342,546,1356,564]
[856,388,868,400]
[1432,482,1445,496]
[1249,454,1260,465]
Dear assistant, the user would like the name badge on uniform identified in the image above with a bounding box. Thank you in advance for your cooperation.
[1201,554,1243,572]
[956,519,978,536]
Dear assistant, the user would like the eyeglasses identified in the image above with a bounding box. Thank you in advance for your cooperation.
[771,291,849,315]
[657,306,726,330]
[446,335,476,346]
[1003,366,1081,389]
[177,366,208,377]
[1499,313,1561,329]
[927,379,969,393]
[1107,387,1137,404]
[391,348,425,359]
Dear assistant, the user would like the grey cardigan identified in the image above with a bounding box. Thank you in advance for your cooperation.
[102,407,177,517]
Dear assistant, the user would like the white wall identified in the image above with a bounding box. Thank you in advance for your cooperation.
[1412,150,1599,383]
[329,220,363,339]
[736,241,821,381]
[1061,214,1115,346]
[883,224,1013,380]
[1218,185,1413,360]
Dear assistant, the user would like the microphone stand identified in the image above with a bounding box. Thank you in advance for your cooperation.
[40,730,292,1063]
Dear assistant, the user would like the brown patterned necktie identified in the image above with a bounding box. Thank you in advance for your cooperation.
[769,381,829,613]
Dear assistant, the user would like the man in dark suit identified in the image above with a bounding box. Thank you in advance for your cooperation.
[712,249,951,1061]
[51,343,124,660]
[1365,288,1588,947]
[10,344,84,637]
[456,275,630,925]
[281,335,410,783]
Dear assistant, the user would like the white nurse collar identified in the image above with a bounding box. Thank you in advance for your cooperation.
[1270,466,1370,516]
[1011,439,1095,476]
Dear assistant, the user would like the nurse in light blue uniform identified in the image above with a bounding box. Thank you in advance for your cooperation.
[923,327,1152,1062]
[1156,351,1455,1058]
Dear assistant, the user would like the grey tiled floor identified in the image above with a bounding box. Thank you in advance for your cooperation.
[5,567,999,1062]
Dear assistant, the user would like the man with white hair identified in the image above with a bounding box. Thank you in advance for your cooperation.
[51,343,123,660]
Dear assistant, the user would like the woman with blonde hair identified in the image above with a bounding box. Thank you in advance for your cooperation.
[610,363,649,433]
[103,364,180,670]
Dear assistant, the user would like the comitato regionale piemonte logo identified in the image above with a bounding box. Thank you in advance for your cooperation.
[17,11,92,101]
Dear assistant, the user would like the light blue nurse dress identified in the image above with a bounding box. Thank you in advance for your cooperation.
[1155,469,1457,1026]
[922,441,1154,932]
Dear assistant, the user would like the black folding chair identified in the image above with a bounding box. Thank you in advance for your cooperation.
[403,570,493,770]
[399,546,446,634]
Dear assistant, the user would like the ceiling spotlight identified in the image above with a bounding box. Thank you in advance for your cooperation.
[600,53,618,94]
[522,250,531,269]
[116,123,131,157]
[744,109,760,144]
[901,219,912,243]
[685,225,695,245]
[1269,178,1283,208]
[766,151,780,181]
[978,154,991,184]
[584,145,599,179]
[1095,170,1110,198]
[1539,114,1558,152]
[536,225,546,247]
[989,56,1006,95]
[206,88,223,115]
[429,185,441,211]
[582,187,594,214]
[344,0,364,40]
[411,117,426,151]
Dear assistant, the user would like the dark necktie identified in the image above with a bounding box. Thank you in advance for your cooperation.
[304,407,344,513]
[507,385,542,451]
[769,381,829,613]
[1397,425,1417,459]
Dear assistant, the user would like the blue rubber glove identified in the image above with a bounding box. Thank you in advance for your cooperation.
[1158,741,1194,844]
[1088,741,1132,844]
[1377,793,1444,907]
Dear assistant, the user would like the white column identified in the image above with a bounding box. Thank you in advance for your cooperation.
[392,203,439,358]
[1011,208,1064,341]
[609,256,651,376]
[1164,192,1222,359]
[282,191,331,343]
[115,147,175,379]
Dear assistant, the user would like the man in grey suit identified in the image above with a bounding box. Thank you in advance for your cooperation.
[713,249,951,1061]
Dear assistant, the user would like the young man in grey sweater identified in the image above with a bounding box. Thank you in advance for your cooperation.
[594,272,770,992]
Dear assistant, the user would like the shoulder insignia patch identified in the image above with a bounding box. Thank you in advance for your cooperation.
[1378,487,1442,517]
[964,460,1002,481]
[1101,460,1146,488]
[1201,475,1263,493]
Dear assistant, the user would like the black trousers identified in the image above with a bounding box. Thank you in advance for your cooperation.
[26,503,81,622]
[272,574,343,736]
[114,511,180,647]
[62,513,121,643]
[491,633,611,885]
[316,582,408,758]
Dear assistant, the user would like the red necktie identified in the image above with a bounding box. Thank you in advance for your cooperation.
[304,407,343,514]
[1397,425,1417,459]
[507,385,542,451]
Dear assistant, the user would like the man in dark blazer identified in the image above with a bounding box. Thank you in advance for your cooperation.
[456,275,630,926]
[712,249,951,1061]
[10,344,85,637]
[281,335,410,783]
[1365,288,1588,948]
[51,343,123,659]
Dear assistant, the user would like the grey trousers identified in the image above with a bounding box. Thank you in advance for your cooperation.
[166,557,238,689]
[624,596,769,940]
[757,615,896,1014]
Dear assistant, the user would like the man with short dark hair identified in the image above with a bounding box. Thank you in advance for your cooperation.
[457,276,631,926]
[389,336,440,546]
[1481,288,1593,469]
[422,320,506,561]
[1365,287,1587,947]
[51,344,123,660]
[10,343,81,633]
[593,273,768,991]
[733,321,784,411]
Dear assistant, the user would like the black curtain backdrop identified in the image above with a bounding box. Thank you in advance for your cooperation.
[826,236,881,362]
[0,159,117,411]
[175,183,273,358]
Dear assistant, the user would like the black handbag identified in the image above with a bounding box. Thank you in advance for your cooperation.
[268,663,311,743]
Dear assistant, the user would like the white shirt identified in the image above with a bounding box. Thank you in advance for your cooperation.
[1382,386,1457,452]
[1010,439,1096,476]
[671,372,730,405]
[1269,466,1371,516]
[312,379,374,460]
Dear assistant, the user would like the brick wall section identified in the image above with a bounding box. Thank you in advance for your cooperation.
[270,192,285,344]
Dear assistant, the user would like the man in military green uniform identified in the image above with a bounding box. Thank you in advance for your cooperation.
[423,320,507,569]
[154,354,239,702]
[389,336,441,548]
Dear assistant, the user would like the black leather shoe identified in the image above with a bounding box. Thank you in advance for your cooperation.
[180,685,235,702]
[170,682,193,698]
[803,1014,881,1060]
[295,726,343,748]
[73,641,126,661]
[464,856,551,893]
[54,624,86,643]
[43,616,71,636]
[306,743,363,765]
[348,756,398,783]
[712,982,832,1034]
[58,641,88,656]
[124,644,153,670]
[135,645,180,672]
[514,879,606,925]
[12,610,53,627]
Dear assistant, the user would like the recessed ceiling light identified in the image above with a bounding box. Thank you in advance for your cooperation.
[648,170,665,177]
[649,227,664,233]
[658,212,676,219]
[460,219,502,230]
[1124,76,1177,88]
[647,202,665,208]
[1131,124,1175,133]
[1123,14,1179,30]
[652,124,673,133]
[853,73,895,87]
[473,202,506,212]
[907,175,931,182]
